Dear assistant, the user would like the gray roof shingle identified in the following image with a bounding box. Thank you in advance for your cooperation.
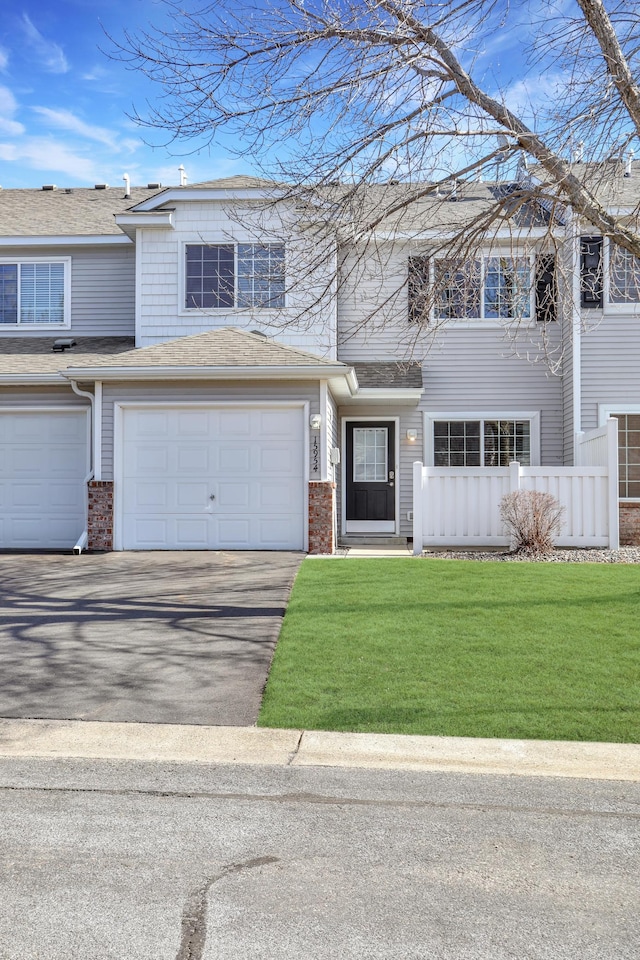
[0,186,164,237]
[3,164,638,240]
[353,362,423,389]
[64,328,347,373]
[0,337,135,375]
[0,329,347,378]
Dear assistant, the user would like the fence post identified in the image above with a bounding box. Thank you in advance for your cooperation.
[413,461,424,555]
[575,431,585,466]
[606,418,620,549]
[507,461,522,552]
[509,460,521,493]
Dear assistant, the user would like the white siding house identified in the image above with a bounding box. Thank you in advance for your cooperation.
[0,169,638,552]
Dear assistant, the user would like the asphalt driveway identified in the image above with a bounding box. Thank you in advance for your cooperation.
[0,551,303,726]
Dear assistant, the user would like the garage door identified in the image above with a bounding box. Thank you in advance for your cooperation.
[0,409,89,549]
[119,405,306,550]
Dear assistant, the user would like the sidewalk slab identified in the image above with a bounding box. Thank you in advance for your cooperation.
[1,718,639,781]
[0,719,301,766]
[293,730,640,781]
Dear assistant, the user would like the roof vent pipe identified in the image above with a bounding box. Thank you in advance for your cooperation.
[178,164,187,187]
[123,173,131,199]
[625,149,634,177]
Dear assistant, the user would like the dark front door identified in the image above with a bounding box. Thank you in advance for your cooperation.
[345,421,396,531]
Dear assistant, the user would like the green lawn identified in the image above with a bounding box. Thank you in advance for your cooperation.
[258,558,640,742]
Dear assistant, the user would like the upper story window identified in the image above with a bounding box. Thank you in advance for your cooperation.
[609,245,640,304]
[0,260,68,326]
[409,254,555,323]
[185,243,285,310]
[581,237,640,309]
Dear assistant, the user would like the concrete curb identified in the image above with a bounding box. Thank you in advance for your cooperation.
[0,718,639,781]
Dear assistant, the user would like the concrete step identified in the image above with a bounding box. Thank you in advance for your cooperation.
[338,536,410,547]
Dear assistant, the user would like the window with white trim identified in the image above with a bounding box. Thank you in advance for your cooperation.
[581,238,640,308]
[0,260,67,325]
[609,245,640,304]
[409,254,555,323]
[610,413,640,499]
[185,243,285,309]
[433,419,531,466]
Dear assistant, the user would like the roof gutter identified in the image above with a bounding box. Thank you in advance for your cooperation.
[344,387,423,405]
[0,235,132,246]
[0,372,68,385]
[62,363,354,382]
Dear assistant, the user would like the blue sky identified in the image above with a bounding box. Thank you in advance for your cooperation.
[0,0,254,189]
[0,0,568,191]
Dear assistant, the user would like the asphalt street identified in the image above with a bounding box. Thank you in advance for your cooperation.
[0,757,638,960]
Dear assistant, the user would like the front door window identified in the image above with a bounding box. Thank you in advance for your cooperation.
[353,427,388,482]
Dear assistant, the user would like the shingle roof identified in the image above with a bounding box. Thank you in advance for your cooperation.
[352,362,423,389]
[64,328,347,371]
[4,166,638,239]
[0,186,164,236]
[0,337,135,376]
[187,175,281,190]
[529,159,640,208]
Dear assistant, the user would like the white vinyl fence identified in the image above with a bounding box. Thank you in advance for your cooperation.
[413,419,619,553]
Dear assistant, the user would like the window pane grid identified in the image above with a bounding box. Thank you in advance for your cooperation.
[186,243,285,309]
[424,256,533,322]
[613,413,640,498]
[433,259,481,319]
[484,258,531,320]
[185,244,234,309]
[434,419,530,466]
[353,428,387,481]
[609,247,640,303]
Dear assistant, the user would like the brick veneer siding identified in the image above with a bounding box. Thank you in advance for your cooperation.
[619,502,640,545]
[88,481,114,551]
[308,481,336,555]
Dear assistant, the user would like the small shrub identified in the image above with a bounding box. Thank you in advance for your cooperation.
[499,490,565,556]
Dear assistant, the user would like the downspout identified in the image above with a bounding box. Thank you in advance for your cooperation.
[319,380,329,481]
[569,213,582,451]
[69,380,94,553]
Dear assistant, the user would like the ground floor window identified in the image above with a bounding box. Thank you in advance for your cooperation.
[611,413,640,499]
[433,419,531,467]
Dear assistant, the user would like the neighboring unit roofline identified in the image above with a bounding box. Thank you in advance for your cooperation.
[128,187,288,212]
[369,226,561,242]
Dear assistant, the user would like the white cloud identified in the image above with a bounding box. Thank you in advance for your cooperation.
[31,107,118,148]
[0,85,25,136]
[503,73,566,121]
[0,137,97,181]
[21,14,69,74]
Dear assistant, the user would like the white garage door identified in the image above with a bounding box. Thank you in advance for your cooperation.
[119,405,306,550]
[0,409,89,549]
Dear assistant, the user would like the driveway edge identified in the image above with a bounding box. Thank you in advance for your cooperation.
[0,718,639,781]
